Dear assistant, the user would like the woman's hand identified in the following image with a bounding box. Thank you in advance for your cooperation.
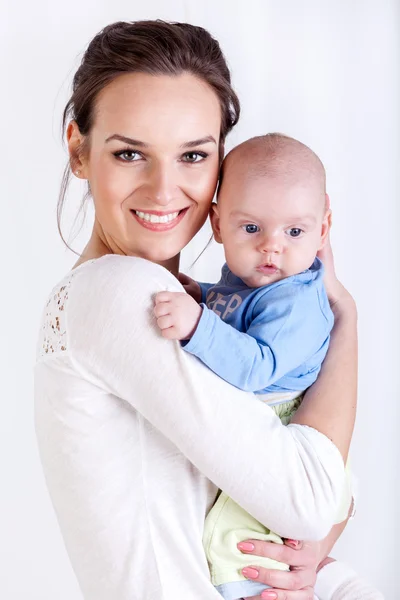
[178,272,202,303]
[317,222,357,323]
[239,538,320,600]
[317,233,355,313]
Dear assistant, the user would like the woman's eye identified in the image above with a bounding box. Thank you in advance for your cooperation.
[242,224,260,234]
[114,150,141,162]
[286,228,303,238]
[181,151,207,163]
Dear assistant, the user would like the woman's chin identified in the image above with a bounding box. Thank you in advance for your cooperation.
[129,244,182,268]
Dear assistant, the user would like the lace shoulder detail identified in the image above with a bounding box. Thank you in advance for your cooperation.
[37,275,74,359]
[37,260,97,360]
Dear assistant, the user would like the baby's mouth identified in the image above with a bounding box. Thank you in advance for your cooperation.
[256,263,279,274]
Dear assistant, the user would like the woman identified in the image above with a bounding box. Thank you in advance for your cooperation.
[35,20,360,600]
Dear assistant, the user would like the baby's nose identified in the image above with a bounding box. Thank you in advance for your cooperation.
[258,234,282,253]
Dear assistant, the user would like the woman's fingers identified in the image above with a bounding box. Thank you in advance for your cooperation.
[178,272,192,285]
[239,539,318,598]
[242,564,316,591]
[237,540,309,568]
[244,587,315,600]
[316,232,351,308]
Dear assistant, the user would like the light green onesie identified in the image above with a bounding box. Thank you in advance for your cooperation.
[203,391,352,589]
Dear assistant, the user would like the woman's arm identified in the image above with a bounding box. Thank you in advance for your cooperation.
[67,255,351,540]
[292,238,357,461]
[291,295,357,461]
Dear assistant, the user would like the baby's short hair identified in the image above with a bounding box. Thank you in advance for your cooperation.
[219,133,326,195]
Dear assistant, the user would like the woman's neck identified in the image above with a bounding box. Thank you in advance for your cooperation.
[74,225,180,278]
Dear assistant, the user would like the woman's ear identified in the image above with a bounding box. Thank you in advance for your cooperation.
[318,207,332,250]
[210,204,223,244]
[67,121,86,179]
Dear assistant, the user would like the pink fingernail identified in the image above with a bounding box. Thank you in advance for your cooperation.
[237,542,255,552]
[261,592,277,600]
[242,567,259,579]
[286,538,299,548]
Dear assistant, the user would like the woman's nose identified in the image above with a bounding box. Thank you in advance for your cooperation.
[146,162,178,206]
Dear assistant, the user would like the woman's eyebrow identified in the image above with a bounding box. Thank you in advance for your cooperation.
[105,134,216,148]
[105,134,147,146]
[180,136,217,149]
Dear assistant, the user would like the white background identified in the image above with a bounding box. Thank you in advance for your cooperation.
[1,0,399,597]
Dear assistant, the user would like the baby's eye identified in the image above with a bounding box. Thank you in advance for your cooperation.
[286,228,303,238]
[242,224,260,234]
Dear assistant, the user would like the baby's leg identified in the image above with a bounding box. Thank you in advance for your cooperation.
[203,492,287,600]
[203,396,302,600]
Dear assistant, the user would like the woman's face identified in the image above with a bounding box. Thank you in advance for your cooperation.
[69,72,222,270]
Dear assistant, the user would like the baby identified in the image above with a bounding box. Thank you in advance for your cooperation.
[154,133,351,600]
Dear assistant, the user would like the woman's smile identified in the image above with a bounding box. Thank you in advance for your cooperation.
[131,207,190,231]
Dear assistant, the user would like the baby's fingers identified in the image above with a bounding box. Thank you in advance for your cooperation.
[155,291,175,304]
[154,291,182,317]
[156,315,174,330]
[154,301,171,319]
[159,326,180,340]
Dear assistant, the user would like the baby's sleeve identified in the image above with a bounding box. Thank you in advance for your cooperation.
[246,282,333,381]
[184,282,332,392]
[197,281,215,304]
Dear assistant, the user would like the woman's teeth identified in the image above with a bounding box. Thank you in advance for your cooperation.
[134,211,180,223]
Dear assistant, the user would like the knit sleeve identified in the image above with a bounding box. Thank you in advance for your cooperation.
[66,255,344,540]
[315,561,384,599]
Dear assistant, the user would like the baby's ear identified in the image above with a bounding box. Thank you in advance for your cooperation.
[318,207,332,250]
[210,203,223,244]
[325,192,331,210]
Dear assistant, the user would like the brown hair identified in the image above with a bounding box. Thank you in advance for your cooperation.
[58,20,240,250]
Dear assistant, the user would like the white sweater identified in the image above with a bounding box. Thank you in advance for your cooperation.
[35,255,345,600]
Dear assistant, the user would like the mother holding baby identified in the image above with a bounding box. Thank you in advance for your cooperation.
[35,20,375,600]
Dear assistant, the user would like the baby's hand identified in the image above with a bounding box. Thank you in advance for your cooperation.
[178,273,202,303]
[154,291,202,340]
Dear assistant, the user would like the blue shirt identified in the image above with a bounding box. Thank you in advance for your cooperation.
[183,258,334,393]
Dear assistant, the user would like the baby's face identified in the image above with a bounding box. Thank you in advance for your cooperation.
[213,170,329,288]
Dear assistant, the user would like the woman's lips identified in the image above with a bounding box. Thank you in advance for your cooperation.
[131,208,189,231]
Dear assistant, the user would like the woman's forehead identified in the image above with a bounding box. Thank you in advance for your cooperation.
[92,72,221,146]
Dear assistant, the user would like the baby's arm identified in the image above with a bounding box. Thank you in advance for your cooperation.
[156,285,332,392]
